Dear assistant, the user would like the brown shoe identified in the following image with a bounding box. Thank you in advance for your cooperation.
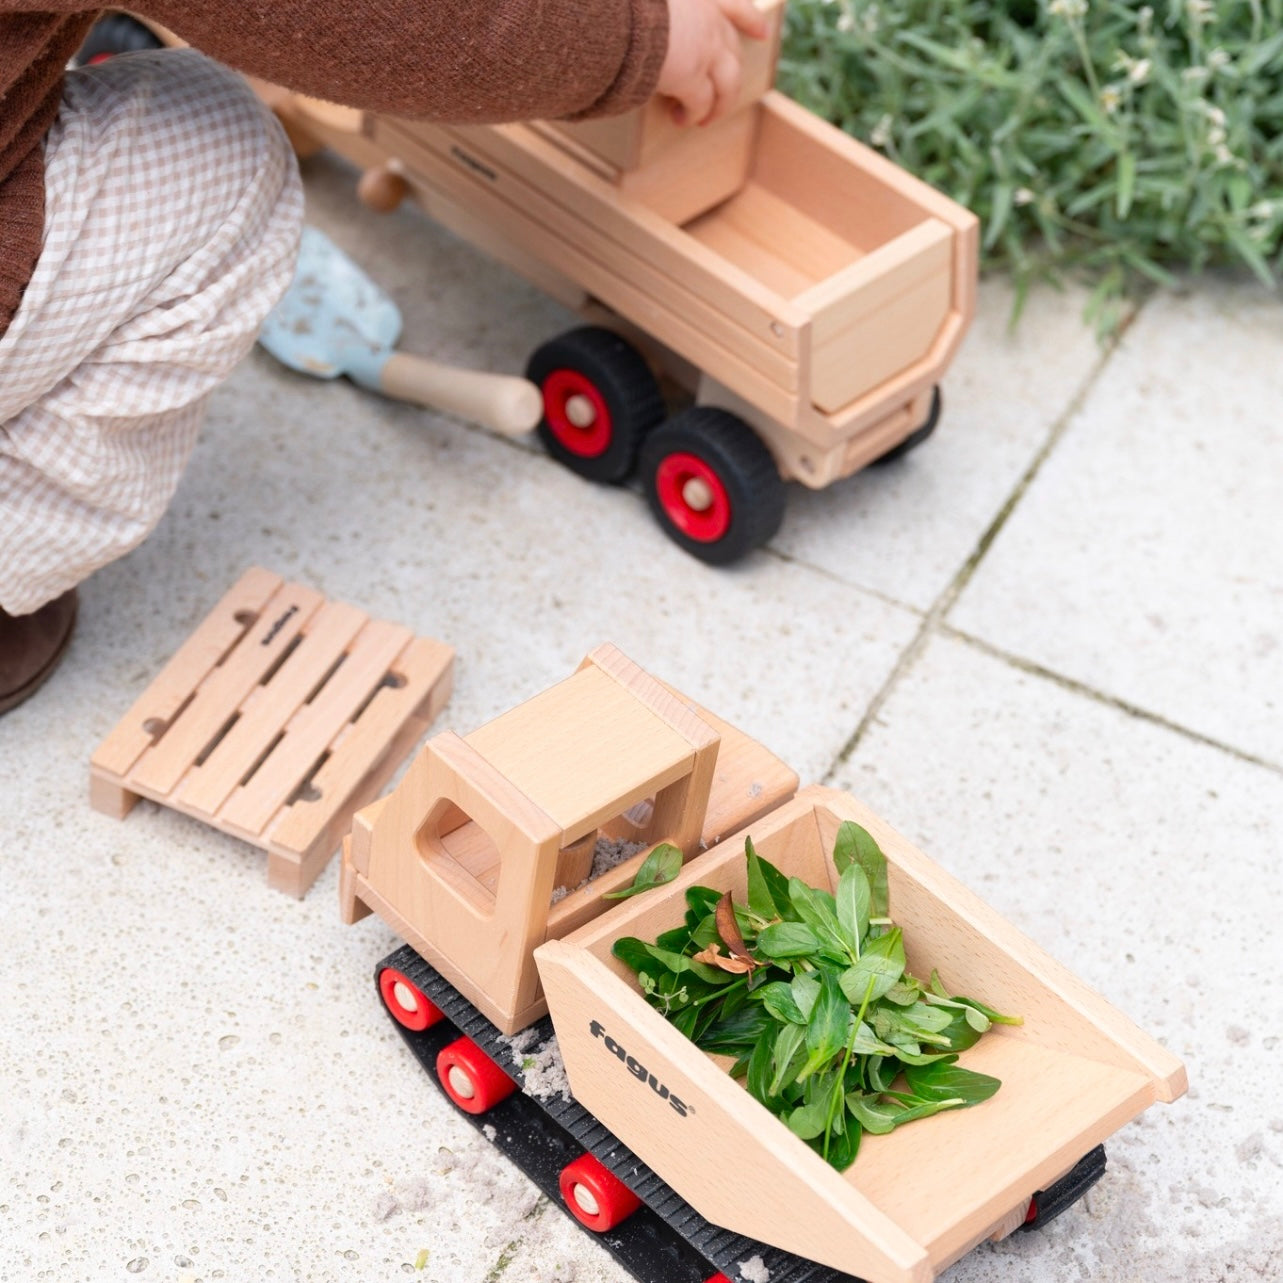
[0,589,78,715]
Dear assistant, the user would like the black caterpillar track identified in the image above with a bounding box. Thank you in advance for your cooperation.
[376,943,1105,1283]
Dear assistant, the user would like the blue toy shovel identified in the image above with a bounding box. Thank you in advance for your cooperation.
[258,226,542,437]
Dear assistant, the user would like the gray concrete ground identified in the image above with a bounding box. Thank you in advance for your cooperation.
[3,152,1281,1283]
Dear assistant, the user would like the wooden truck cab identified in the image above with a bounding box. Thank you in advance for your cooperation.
[340,644,797,1032]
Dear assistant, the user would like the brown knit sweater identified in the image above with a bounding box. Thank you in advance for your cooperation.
[0,1,669,342]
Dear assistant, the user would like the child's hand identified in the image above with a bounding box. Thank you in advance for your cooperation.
[657,0,769,127]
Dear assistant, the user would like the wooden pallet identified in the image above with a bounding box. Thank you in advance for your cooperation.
[90,567,454,897]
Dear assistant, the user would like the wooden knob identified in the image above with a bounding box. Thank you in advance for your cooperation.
[357,164,410,213]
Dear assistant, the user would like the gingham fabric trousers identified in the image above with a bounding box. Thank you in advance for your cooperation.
[0,49,303,615]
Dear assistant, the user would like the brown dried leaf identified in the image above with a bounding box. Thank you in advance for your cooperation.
[691,945,758,974]
[715,890,755,964]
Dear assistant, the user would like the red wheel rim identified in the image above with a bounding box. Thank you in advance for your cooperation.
[541,369,612,458]
[558,1153,642,1232]
[654,451,732,543]
[436,1037,517,1115]
[378,967,443,1032]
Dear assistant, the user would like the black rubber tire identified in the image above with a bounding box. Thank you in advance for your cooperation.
[638,408,786,565]
[526,327,665,484]
[73,12,164,65]
[871,385,943,466]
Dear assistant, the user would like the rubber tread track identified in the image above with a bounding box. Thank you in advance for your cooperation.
[378,943,862,1283]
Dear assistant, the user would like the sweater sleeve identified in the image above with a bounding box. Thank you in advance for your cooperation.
[133,0,670,123]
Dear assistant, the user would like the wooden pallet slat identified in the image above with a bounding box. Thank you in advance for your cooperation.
[129,581,327,798]
[220,616,414,837]
[89,566,284,798]
[178,599,370,819]
[90,568,454,897]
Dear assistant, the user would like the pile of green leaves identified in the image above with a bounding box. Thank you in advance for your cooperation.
[779,0,1283,331]
[612,822,1019,1172]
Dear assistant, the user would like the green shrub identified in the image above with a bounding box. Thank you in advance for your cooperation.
[779,0,1283,329]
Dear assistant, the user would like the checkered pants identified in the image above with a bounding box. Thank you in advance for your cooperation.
[0,49,303,615]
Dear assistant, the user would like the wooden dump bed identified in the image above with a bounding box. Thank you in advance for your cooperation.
[366,91,977,484]
[535,787,1185,1283]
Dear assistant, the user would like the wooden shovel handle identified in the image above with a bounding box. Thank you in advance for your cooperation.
[378,353,543,437]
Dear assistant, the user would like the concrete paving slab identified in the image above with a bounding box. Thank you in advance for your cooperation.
[949,279,1283,767]
[774,278,1106,611]
[829,631,1283,1283]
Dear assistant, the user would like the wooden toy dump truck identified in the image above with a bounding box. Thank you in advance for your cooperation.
[340,645,1186,1283]
[112,0,977,564]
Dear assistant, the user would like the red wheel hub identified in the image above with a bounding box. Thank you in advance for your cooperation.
[541,369,612,458]
[436,1036,517,1115]
[558,1153,642,1232]
[654,451,732,543]
[378,967,443,1032]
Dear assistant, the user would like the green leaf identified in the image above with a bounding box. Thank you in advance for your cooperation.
[790,972,822,1021]
[839,928,906,1006]
[1116,150,1136,218]
[768,1022,808,1096]
[910,999,955,1030]
[936,1007,986,1052]
[746,838,794,919]
[758,981,808,1025]
[787,878,848,957]
[956,996,1023,1027]
[800,972,851,1078]
[685,886,723,918]
[745,1021,778,1101]
[745,837,789,920]
[883,979,922,1006]
[835,863,872,954]
[697,1002,773,1055]
[786,1099,831,1140]
[819,1112,861,1171]
[904,1058,1003,1106]
[602,843,683,900]
[845,1091,902,1135]
[1224,223,1276,287]
[756,921,823,959]
[850,1020,898,1057]
[831,821,889,919]
[612,936,657,975]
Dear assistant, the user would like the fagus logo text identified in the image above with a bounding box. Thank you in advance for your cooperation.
[589,1020,690,1116]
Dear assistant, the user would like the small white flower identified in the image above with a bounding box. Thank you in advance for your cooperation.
[870,113,894,148]
[1049,0,1088,18]
[1183,65,1210,84]
[1208,48,1231,71]
[1114,52,1151,85]
[1014,187,1036,206]
[1100,85,1122,114]
[1186,0,1213,25]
